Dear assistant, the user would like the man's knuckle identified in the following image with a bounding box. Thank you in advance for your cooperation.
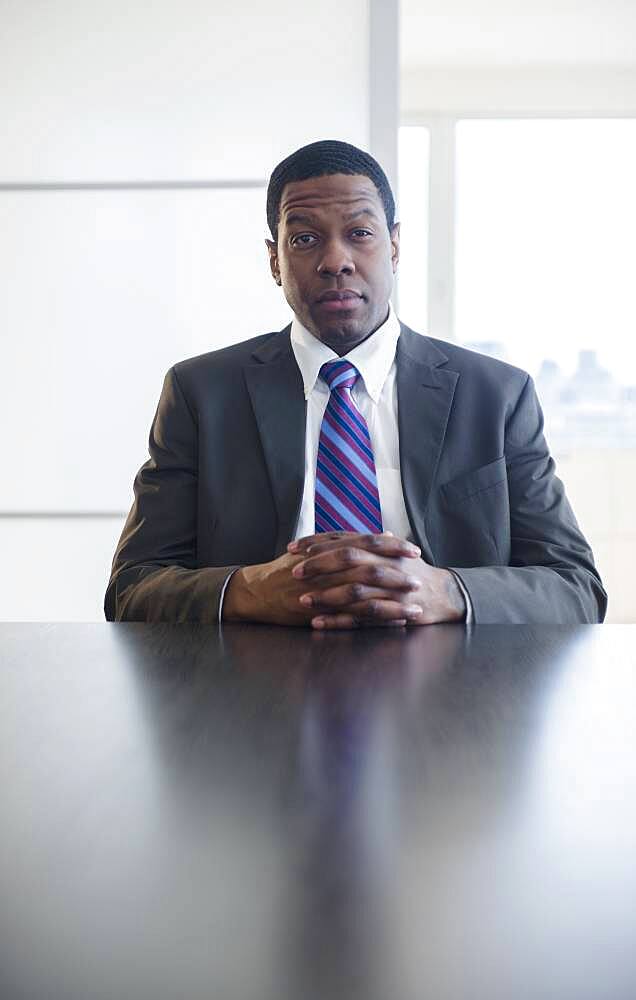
[341,547,358,565]
[350,582,365,601]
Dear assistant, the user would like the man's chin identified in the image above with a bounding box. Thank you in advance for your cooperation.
[311,315,373,353]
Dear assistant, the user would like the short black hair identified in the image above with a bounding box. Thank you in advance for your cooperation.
[266,138,396,243]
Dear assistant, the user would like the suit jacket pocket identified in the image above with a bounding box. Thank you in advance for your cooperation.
[440,456,507,508]
[436,456,510,565]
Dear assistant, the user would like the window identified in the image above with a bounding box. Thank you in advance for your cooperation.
[397,125,430,333]
[399,118,636,622]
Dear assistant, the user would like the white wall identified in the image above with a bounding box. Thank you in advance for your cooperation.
[0,0,370,182]
[0,0,375,620]
[400,0,636,116]
[402,66,636,116]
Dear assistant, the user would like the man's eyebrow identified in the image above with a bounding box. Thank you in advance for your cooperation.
[284,212,316,227]
[284,207,382,227]
[343,208,382,223]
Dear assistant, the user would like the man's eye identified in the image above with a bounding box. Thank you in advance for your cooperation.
[352,229,373,238]
[291,234,317,246]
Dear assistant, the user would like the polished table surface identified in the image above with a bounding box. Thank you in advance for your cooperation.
[1,624,635,1000]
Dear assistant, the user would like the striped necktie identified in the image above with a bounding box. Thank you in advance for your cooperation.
[314,360,383,534]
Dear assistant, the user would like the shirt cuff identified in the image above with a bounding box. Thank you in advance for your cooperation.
[218,568,240,624]
[449,570,473,624]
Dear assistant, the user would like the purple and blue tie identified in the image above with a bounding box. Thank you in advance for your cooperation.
[314,360,383,534]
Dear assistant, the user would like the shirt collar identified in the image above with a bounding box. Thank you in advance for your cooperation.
[290,301,401,403]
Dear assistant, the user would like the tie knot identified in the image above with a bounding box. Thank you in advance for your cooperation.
[320,360,359,391]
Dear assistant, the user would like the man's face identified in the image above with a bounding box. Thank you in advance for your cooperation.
[266,173,400,355]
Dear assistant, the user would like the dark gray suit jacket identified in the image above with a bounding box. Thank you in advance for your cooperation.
[104,321,607,624]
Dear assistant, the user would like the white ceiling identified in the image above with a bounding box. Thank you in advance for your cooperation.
[400,0,636,70]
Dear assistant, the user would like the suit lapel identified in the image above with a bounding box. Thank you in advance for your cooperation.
[244,328,306,556]
[396,325,459,563]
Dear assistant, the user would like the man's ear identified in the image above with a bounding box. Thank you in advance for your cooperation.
[390,222,400,272]
[265,238,281,285]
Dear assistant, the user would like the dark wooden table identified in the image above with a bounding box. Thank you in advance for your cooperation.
[1,624,635,1000]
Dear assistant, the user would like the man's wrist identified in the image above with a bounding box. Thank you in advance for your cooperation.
[440,568,467,622]
[222,567,253,622]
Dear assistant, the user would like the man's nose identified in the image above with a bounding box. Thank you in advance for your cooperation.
[316,239,355,276]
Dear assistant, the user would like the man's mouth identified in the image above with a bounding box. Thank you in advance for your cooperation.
[317,290,362,302]
[316,290,364,311]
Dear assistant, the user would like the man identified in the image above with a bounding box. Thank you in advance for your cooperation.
[104,139,606,627]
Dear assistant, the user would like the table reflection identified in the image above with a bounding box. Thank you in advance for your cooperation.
[106,623,588,1000]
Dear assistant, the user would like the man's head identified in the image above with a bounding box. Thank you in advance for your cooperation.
[265,139,400,355]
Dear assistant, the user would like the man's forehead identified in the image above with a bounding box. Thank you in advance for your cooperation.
[279,174,381,219]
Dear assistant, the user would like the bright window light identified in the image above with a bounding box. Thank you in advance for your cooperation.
[397,125,430,333]
[455,118,636,622]
[455,119,636,391]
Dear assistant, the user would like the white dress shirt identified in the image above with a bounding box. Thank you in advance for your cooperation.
[291,301,411,542]
[218,303,473,622]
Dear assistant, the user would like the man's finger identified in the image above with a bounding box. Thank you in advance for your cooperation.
[311,614,409,630]
[299,574,420,610]
[288,531,377,554]
[309,598,422,626]
[303,534,420,560]
[292,545,420,581]
[300,585,395,610]
[287,531,405,555]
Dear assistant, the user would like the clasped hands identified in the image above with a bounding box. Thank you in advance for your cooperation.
[222,530,466,629]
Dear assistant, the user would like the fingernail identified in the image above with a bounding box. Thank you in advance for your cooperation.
[384,530,394,536]
[408,545,421,556]
[407,576,421,589]
[405,605,422,616]
[292,564,304,578]
[299,594,312,606]
[312,617,326,629]
[288,541,300,552]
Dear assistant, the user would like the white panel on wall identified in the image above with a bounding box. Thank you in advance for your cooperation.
[0,187,291,512]
[0,0,369,181]
[0,0,381,621]
[0,518,126,622]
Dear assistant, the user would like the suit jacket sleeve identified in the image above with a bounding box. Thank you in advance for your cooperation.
[450,373,607,623]
[104,366,240,622]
